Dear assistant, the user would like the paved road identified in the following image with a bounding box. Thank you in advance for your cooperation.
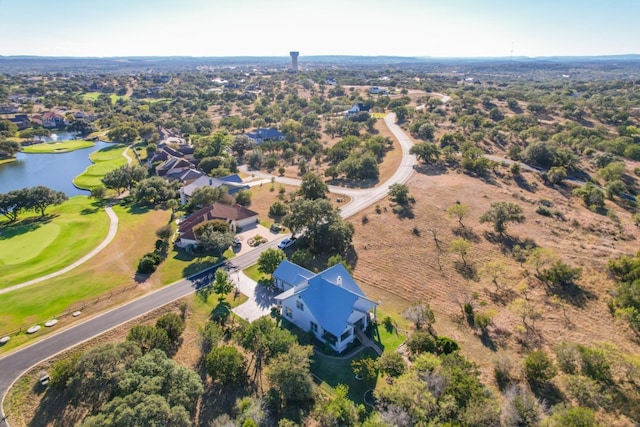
[0,113,417,422]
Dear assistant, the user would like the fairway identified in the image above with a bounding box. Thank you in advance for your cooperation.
[73,143,127,190]
[0,196,110,289]
[0,223,60,265]
[22,140,94,153]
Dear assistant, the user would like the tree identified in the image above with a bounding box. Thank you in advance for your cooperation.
[283,199,353,254]
[235,189,252,206]
[539,260,582,289]
[403,304,436,331]
[449,238,472,267]
[0,139,21,159]
[266,344,315,406]
[501,385,545,427]
[524,350,557,385]
[546,166,567,185]
[299,172,328,200]
[410,142,441,165]
[313,384,364,427]
[447,203,470,227]
[102,164,148,194]
[376,351,407,377]
[479,201,525,236]
[25,186,67,216]
[126,325,171,354]
[90,185,106,200]
[388,183,410,205]
[213,268,234,299]
[67,119,94,135]
[0,120,18,137]
[205,345,247,384]
[572,182,605,210]
[194,220,234,255]
[155,313,185,344]
[189,185,227,209]
[107,125,138,144]
[133,176,177,206]
[258,247,286,276]
[0,190,26,221]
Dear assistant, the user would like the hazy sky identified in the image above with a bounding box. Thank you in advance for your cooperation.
[0,0,638,58]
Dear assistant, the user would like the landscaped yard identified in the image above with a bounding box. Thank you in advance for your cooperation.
[22,140,94,153]
[73,143,127,190]
[0,196,110,289]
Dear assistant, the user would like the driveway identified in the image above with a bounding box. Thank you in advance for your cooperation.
[231,223,287,257]
[230,271,276,322]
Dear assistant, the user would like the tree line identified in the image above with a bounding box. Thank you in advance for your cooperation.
[0,186,67,221]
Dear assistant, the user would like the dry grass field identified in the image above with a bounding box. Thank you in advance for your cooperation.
[349,164,640,400]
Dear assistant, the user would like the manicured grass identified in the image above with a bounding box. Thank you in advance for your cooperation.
[73,143,127,190]
[243,264,269,282]
[0,196,110,289]
[81,92,129,102]
[22,140,94,153]
[0,204,170,350]
[0,157,16,165]
[312,348,380,404]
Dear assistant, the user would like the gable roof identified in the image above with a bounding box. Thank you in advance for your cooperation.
[181,174,248,197]
[246,128,285,141]
[155,156,194,175]
[275,263,377,338]
[178,202,258,241]
[272,260,315,288]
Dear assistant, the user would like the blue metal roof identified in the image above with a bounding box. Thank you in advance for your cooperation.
[272,260,314,288]
[301,277,358,337]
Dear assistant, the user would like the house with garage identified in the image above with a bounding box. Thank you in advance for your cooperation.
[155,156,195,178]
[179,173,249,205]
[175,202,258,248]
[274,262,378,353]
[41,111,67,128]
[246,127,286,145]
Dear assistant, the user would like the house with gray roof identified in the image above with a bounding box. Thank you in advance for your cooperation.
[246,128,286,145]
[274,262,378,353]
[179,174,249,205]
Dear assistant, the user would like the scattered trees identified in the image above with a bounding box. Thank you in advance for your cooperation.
[0,186,67,221]
[479,201,525,236]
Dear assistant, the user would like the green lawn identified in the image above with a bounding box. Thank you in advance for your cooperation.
[73,143,127,190]
[0,204,165,350]
[158,247,235,285]
[22,140,94,153]
[312,348,380,405]
[0,196,110,290]
[81,92,129,103]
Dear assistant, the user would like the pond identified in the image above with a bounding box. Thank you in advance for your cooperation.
[0,140,112,197]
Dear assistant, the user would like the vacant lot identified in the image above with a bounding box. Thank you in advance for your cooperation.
[351,166,640,387]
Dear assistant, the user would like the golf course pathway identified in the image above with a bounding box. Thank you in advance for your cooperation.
[0,204,119,295]
[0,144,135,295]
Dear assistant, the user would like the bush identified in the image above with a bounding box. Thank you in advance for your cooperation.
[137,252,162,274]
[435,336,460,355]
[524,350,557,384]
[406,331,436,355]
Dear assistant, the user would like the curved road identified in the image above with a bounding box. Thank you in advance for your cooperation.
[0,114,416,423]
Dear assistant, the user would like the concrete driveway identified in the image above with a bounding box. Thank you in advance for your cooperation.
[231,223,288,257]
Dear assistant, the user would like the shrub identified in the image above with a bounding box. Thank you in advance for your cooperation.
[137,252,162,274]
[406,331,436,355]
[376,351,406,377]
[524,350,557,384]
[435,336,460,355]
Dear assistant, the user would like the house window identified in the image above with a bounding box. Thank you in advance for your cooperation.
[310,322,318,333]
[296,300,304,311]
[284,307,292,318]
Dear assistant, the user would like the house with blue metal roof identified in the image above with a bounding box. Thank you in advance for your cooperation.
[246,128,286,145]
[274,262,378,353]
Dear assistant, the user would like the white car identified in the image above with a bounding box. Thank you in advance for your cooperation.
[278,237,297,249]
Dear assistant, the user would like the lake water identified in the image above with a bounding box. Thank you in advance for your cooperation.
[0,140,111,197]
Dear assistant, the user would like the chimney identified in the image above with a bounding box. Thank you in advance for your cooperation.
[209,178,212,185]
[337,276,342,286]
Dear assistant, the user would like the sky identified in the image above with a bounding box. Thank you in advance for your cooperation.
[0,0,638,58]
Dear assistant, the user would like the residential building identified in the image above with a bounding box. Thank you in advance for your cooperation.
[246,128,286,145]
[179,174,249,205]
[274,261,378,353]
[175,202,259,248]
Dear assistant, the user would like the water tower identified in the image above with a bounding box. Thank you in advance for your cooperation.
[289,51,299,72]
